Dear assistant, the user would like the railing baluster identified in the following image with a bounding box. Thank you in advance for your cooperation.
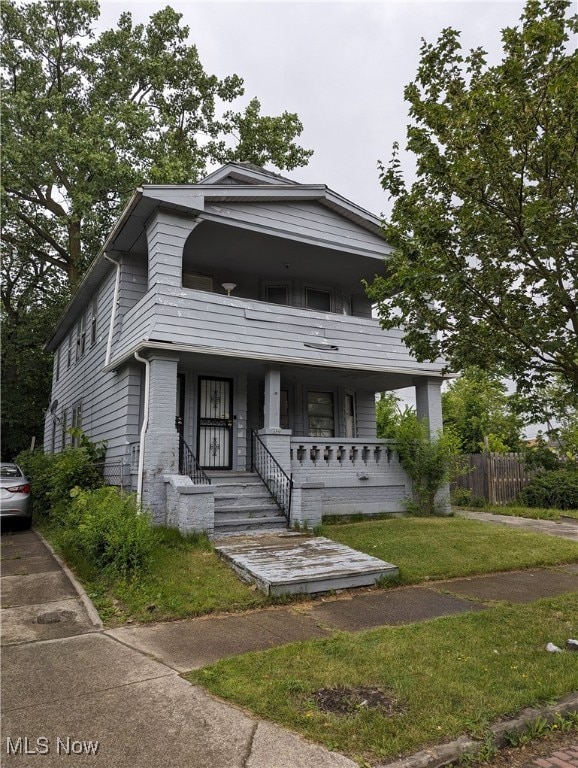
[178,434,211,485]
[251,430,292,522]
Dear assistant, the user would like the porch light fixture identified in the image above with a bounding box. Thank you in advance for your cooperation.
[222,282,237,296]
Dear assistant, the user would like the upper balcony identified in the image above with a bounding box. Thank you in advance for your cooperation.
[111,283,444,382]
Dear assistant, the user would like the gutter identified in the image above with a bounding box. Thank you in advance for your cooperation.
[103,254,121,367]
[133,351,150,508]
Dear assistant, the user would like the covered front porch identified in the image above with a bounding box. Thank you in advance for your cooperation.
[132,348,446,533]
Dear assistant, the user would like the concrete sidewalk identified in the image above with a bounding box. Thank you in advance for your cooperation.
[1,529,356,768]
[1,523,577,768]
[458,510,578,541]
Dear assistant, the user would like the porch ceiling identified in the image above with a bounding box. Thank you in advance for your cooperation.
[183,220,385,289]
[173,349,434,391]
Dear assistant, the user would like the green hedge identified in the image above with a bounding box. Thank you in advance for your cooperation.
[518,468,578,510]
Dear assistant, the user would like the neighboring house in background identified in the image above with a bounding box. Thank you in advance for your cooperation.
[44,163,447,535]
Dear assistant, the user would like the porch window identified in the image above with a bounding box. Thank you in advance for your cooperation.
[71,401,82,446]
[342,295,352,315]
[266,285,289,305]
[305,288,331,312]
[307,391,335,437]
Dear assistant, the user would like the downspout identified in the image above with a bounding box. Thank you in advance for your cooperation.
[103,254,121,367]
[134,351,150,508]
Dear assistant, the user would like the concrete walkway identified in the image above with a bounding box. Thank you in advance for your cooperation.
[1,520,577,768]
[458,510,578,541]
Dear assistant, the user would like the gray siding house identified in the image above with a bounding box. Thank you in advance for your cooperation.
[44,163,446,534]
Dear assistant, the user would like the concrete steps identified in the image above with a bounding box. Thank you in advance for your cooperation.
[208,471,288,534]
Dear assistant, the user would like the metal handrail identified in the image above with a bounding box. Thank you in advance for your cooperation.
[251,429,293,522]
[178,434,211,485]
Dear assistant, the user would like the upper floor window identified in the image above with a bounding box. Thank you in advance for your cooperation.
[342,295,352,316]
[78,315,86,359]
[266,285,289,305]
[55,348,60,382]
[67,334,73,369]
[305,288,331,312]
[183,272,213,292]
[90,297,98,347]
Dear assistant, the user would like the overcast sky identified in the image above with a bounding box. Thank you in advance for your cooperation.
[98,0,526,217]
[98,1,533,421]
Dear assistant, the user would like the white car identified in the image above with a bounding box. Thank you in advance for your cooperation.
[0,463,32,529]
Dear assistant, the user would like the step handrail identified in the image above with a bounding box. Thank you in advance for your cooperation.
[178,433,211,485]
[251,430,292,522]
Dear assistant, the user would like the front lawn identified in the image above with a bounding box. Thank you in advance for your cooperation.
[43,516,578,626]
[188,594,578,764]
[319,517,578,584]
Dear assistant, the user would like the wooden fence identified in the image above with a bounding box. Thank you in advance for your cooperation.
[452,452,531,506]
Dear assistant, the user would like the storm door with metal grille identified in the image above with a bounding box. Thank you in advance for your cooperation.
[197,377,233,469]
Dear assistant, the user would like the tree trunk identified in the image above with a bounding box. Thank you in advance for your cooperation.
[67,219,82,285]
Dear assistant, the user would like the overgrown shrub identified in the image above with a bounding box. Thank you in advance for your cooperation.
[16,445,104,520]
[518,468,578,510]
[450,487,485,508]
[65,487,155,576]
[395,411,463,516]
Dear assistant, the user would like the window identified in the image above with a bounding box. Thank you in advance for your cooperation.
[280,389,289,430]
[61,408,68,449]
[307,391,335,437]
[266,285,289,305]
[67,335,73,369]
[79,315,86,358]
[90,297,98,346]
[342,295,352,315]
[71,402,82,446]
[345,393,356,438]
[55,347,60,382]
[183,272,214,292]
[305,288,331,312]
[51,421,57,453]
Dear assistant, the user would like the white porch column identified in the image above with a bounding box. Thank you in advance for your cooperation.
[141,352,180,523]
[263,365,281,430]
[414,376,451,514]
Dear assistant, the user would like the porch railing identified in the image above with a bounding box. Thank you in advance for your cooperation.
[179,433,211,485]
[251,430,293,522]
[290,438,399,471]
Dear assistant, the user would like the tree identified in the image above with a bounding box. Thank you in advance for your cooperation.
[442,367,524,453]
[1,240,67,459]
[366,0,578,416]
[1,1,312,285]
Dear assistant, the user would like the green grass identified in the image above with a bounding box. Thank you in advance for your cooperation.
[187,594,578,764]
[40,516,578,626]
[319,517,578,584]
[42,525,271,625]
[479,505,578,521]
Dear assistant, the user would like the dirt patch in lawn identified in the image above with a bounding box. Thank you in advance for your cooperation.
[312,686,403,717]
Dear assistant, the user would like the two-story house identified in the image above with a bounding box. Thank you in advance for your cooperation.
[44,162,447,535]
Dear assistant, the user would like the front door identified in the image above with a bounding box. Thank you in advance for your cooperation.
[197,377,233,469]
